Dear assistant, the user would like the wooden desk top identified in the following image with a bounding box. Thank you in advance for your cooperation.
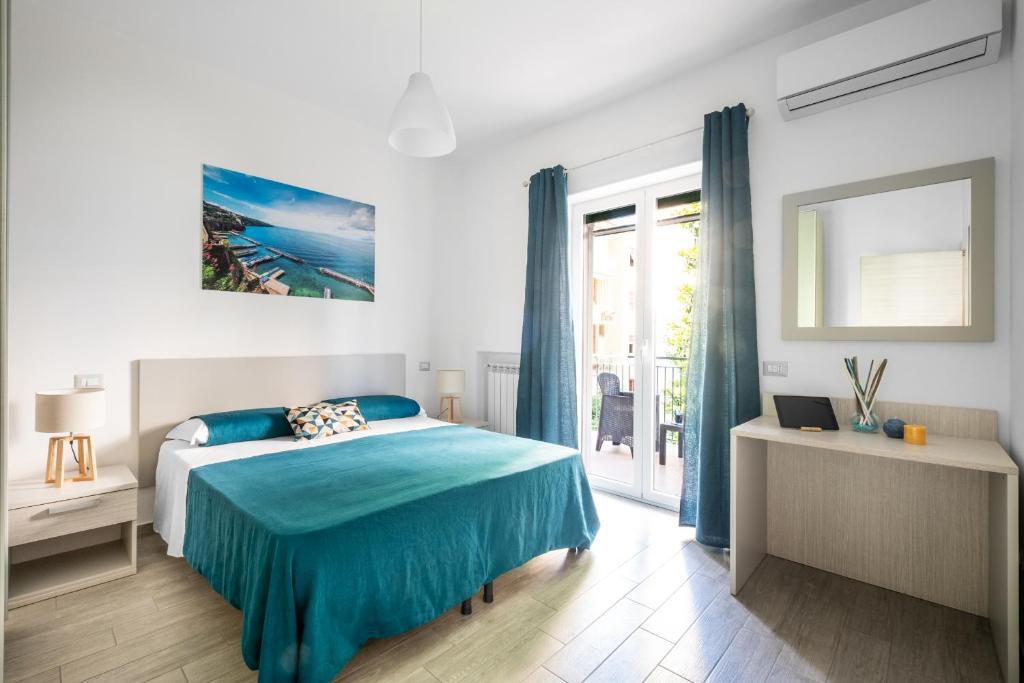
[733,416,1018,475]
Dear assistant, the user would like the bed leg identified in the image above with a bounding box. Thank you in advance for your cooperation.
[460,598,472,615]
[483,582,494,603]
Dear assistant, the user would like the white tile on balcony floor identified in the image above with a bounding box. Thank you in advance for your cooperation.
[586,433,685,497]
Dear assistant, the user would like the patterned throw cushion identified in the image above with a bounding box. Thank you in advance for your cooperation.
[285,401,369,440]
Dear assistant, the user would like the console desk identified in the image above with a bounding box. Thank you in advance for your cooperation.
[730,415,1019,682]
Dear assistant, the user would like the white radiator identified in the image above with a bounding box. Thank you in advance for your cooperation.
[486,363,520,435]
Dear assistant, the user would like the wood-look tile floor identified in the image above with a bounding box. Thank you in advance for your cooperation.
[4,492,1004,683]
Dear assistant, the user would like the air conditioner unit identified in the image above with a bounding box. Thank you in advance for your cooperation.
[777,0,1002,120]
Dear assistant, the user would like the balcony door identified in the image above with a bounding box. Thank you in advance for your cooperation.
[574,175,701,510]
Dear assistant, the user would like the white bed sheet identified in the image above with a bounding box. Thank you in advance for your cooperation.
[154,415,450,557]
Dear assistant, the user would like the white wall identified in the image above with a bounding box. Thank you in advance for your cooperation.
[1009,0,1023,653]
[1011,1,1024,468]
[431,0,1015,445]
[9,0,1019,478]
[6,3,440,480]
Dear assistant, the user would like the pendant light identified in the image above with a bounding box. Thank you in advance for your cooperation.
[388,0,456,157]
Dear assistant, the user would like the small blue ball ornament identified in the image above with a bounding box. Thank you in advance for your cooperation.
[883,418,906,439]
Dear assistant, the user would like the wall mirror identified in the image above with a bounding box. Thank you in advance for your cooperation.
[782,158,994,341]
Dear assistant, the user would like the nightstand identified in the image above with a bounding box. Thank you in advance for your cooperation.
[7,464,138,608]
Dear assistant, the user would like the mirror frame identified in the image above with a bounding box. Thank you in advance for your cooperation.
[781,157,994,342]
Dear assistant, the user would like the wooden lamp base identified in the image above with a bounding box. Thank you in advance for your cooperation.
[439,396,463,424]
[45,434,97,488]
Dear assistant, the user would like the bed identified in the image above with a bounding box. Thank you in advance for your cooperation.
[142,355,600,683]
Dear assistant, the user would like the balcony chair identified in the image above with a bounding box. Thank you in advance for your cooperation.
[595,372,634,456]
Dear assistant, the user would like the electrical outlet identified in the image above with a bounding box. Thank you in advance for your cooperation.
[762,361,788,378]
[74,373,104,388]
[418,361,431,371]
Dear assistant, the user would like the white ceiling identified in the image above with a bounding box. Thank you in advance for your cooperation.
[51,0,872,153]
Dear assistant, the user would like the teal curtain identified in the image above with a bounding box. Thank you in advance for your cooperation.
[680,104,761,547]
[516,165,578,448]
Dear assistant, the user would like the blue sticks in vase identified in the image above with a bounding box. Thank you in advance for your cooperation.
[844,356,887,433]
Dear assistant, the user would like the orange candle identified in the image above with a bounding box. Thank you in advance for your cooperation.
[904,424,927,445]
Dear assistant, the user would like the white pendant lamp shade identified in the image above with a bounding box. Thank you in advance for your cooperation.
[389,1,455,157]
[388,72,456,157]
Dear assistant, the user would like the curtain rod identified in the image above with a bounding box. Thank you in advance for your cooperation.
[521,106,754,187]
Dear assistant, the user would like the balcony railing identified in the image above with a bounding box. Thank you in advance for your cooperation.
[591,354,688,428]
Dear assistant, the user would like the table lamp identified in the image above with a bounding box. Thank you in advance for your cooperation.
[35,388,105,487]
[436,369,465,424]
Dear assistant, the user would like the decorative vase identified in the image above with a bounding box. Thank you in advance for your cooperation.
[850,410,879,433]
[673,412,684,424]
[843,356,887,435]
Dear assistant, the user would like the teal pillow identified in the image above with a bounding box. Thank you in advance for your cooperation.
[324,395,421,421]
[195,407,293,446]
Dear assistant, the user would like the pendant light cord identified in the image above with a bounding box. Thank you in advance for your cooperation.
[419,0,423,72]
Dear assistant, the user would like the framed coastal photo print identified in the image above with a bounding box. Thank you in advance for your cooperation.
[201,164,375,301]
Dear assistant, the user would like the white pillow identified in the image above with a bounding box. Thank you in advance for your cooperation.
[165,418,209,446]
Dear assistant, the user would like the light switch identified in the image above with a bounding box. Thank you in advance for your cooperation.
[762,361,788,377]
[419,361,431,371]
[74,373,104,388]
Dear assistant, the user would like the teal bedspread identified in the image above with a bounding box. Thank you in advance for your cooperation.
[183,425,600,683]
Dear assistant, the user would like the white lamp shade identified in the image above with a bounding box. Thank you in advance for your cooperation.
[388,72,456,158]
[436,369,465,396]
[35,388,106,433]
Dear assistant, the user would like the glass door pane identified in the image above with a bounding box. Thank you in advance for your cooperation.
[575,178,699,510]
[586,203,638,491]
[649,189,700,500]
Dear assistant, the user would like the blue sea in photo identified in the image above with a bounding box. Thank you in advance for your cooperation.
[229,227,375,301]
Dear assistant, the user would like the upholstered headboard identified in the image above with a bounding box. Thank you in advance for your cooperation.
[136,354,406,487]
